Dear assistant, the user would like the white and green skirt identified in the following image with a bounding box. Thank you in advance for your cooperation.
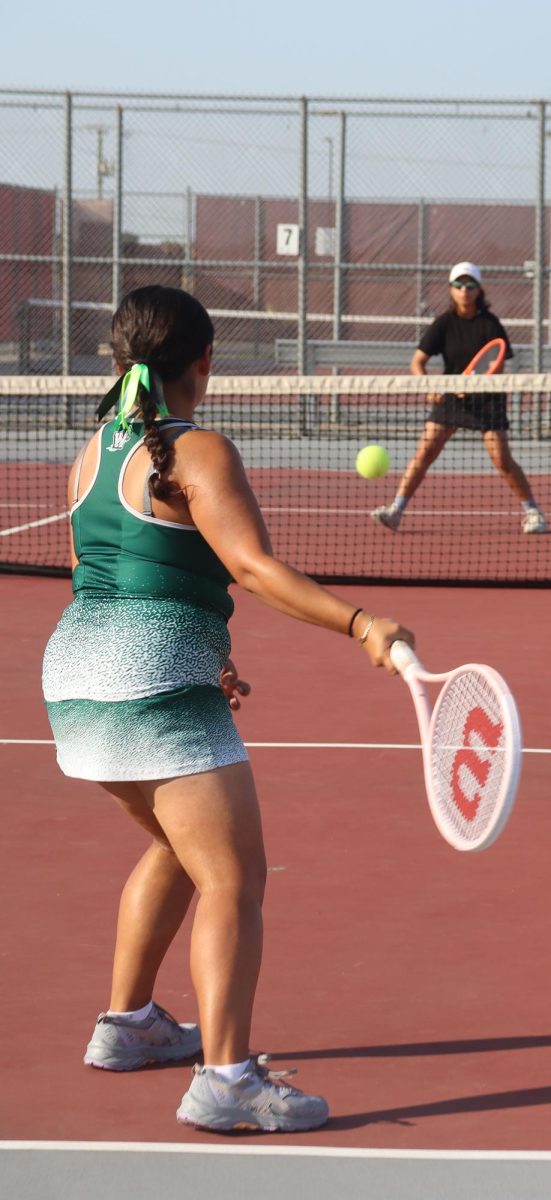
[42,595,248,781]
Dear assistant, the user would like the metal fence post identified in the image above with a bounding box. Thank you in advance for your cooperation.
[62,91,73,376]
[112,105,123,313]
[298,96,308,377]
[533,100,546,372]
[333,111,346,342]
[415,198,426,343]
[253,195,262,309]
[181,186,195,293]
[253,195,263,369]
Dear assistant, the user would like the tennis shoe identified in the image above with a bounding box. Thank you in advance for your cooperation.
[176,1055,329,1132]
[522,508,548,534]
[84,1002,201,1071]
[371,505,402,531]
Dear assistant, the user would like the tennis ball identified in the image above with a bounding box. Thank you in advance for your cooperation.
[355,444,390,479]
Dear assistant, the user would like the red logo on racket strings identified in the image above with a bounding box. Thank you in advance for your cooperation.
[451,707,503,821]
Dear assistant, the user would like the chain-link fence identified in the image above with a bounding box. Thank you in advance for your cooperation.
[1,90,550,376]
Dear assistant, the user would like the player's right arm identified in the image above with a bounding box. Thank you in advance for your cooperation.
[67,436,95,571]
[67,453,81,571]
[411,315,448,400]
[410,348,443,403]
[410,348,430,375]
[174,428,414,670]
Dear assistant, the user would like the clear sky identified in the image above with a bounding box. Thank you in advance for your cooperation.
[4,0,551,99]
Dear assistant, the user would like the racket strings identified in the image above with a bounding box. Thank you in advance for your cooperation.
[430,670,507,844]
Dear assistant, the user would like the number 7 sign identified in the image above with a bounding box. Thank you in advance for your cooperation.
[276,223,300,256]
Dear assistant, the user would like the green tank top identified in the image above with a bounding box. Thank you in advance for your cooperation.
[71,417,234,619]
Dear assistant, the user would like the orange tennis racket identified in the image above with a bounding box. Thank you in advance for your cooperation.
[463,338,507,376]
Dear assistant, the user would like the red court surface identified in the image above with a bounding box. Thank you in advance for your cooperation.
[1,575,551,1153]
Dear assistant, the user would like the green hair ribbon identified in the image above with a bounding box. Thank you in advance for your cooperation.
[96,362,170,426]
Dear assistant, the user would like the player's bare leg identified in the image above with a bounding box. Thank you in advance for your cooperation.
[83,782,201,1071]
[100,780,197,1011]
[483,430,535,500]
[483,430,548,533]
[398,421,455,498]
[145,761,267,1066]
[371,422,454,530]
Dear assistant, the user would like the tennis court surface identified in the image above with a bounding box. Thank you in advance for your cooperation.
[2,575,551,1198]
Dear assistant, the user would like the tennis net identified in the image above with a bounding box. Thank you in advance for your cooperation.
[1,373,550,585]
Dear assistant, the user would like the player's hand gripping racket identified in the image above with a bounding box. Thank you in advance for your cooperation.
[463,337,507,376]
[389,641,522,851]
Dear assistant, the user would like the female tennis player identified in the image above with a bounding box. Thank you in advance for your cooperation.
[42,285,414,1134]
[371,261,548,535]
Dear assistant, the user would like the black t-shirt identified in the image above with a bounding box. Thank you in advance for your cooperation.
[418,308,513,374]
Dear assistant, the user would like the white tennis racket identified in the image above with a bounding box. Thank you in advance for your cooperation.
[389,641,522,851]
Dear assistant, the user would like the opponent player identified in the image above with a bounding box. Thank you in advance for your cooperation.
[371,261,548,534]
[42,285,414,1134]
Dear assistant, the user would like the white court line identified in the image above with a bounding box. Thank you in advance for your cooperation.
[262,508,518,516]
[1,739,549,753]
[0,505,519,517]
[0,511,69,536]
[3,1140,551,1160]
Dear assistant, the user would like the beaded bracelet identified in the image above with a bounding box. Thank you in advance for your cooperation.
[347,608,363,637]
[358,614,376,645]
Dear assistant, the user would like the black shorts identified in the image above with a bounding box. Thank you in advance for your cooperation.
[427,393,509,432]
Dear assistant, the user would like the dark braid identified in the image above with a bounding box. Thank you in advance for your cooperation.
[111,285,214,501]
[141,392,176,501]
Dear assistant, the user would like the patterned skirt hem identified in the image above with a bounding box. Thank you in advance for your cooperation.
[46,684,248,783]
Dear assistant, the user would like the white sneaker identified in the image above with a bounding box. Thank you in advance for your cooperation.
[84,1002,201,1070]
[176,1055,329,1133]
[371,505,402,531]
[522,509,548,534]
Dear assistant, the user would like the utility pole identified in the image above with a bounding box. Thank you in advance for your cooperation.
[95,126,114,199]
[80,125,115,198]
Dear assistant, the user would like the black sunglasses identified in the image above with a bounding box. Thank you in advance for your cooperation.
[451,280,479,291]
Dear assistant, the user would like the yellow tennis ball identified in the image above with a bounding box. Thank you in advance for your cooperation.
[355,444,390,479]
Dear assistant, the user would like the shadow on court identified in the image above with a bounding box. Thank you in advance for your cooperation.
[327,1083,551,1130]
[270,1034,551,1060]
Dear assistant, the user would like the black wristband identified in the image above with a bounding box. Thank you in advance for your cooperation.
[348,608,363,637]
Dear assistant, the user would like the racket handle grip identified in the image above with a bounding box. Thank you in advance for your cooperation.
[389,639,421,674]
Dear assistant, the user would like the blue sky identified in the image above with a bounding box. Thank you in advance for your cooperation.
[5,0,551,99]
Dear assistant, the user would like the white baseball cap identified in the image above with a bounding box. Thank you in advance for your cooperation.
[449,261,482,285]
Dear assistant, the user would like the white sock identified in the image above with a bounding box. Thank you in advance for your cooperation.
[392,495,408,513]
[205,1058,251,1082]
[107,1000,154,1022]
[522,500,537,513]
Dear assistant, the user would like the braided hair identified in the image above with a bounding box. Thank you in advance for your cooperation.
[111,285,214,501]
